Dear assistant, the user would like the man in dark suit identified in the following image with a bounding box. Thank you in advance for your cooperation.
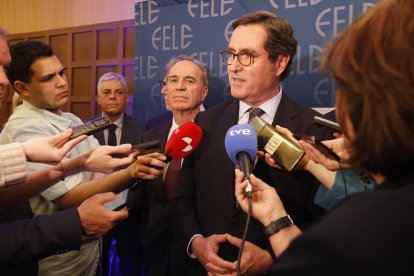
[170,11,328,275]
[129,55,208,276]
[94,72,146,276]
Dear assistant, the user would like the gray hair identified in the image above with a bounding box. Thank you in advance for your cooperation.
[164,55,209,86]
[97,72,128,94]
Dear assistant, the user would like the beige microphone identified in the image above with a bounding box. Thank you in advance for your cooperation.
[249,116,304,171]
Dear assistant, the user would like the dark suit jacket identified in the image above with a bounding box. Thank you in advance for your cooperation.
[128,122,188,275]
[94,113,145,224]
[0,206,81,275]
[145,112,173,130]
[270,174,414,275]
[134,123,171,276]
[170,94,328,274]
[94,113,146,275]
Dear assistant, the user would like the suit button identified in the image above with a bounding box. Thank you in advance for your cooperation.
[231,217,239,225]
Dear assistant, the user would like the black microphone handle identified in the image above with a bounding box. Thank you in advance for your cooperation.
[237,151,252,179]
[237,152,253,197]
[164,153,172,163]
[132,153,170,190]
[149,153,171,170]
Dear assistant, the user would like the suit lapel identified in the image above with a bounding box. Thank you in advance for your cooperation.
[159,123,172,153]
[94,131,105,145]
[120,114,131,144]
[217,100,240,207]
[273,93,301,133]
[148,122,172,204]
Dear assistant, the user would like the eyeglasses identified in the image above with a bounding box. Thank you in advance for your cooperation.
[158,80,166,89]
[220,50,266,66]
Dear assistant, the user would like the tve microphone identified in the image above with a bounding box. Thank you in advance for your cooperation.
[165,121,203,161]
[225,124,257,197]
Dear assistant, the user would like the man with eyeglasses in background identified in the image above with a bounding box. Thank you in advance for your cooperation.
[170,11,328,275]
[94,72,146,276]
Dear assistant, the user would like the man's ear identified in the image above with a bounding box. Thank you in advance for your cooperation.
[96,94,102,106]
[274,55,290,78]
[201,86,208,102]
[13,81,30,100]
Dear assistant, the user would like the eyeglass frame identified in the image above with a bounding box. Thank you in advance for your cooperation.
[158,79,166,89]
[219,50,267,66]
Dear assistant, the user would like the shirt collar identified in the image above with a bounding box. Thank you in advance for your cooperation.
[168,118,180,140]
[102,113,124,129]
[238,86,283,124]
[21,100,72,130]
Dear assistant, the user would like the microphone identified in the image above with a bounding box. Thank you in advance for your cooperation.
[165,121,203,162]
[249,115,304,171]
[131,121,202,191]
[225,124,257,197]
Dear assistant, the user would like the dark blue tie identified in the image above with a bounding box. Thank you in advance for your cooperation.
[107,124,117,146]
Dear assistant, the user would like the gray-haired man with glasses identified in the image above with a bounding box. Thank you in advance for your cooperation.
[170,11,328,275]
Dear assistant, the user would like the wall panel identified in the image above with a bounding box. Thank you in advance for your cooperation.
[73,31,94,62]
[97,28,119,60]
[0,0,141,34]
[50,34,69,67]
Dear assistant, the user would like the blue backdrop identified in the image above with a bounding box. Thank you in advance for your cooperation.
[134,0,377,121]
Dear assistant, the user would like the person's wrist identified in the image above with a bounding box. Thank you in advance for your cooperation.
[128,163,138,179]
[21,142,33,161]
[263,215,294,238]
[60,155,83,177]
[190,235,204,257]
[73,153,86,172]
[262,210,288,227]
[304,158,316,172]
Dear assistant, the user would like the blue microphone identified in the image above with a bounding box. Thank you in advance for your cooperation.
[225,124,257,197]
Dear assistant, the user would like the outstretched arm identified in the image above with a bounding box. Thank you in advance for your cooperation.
[54,152,167,208]
[0,144,139,211]
[235,169,301,257]
[21,129,87,163]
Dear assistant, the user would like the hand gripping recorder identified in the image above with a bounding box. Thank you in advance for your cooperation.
[249,116,304,171]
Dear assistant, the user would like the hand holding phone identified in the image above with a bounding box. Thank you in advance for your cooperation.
[71,116,114,139]
[111,140,161,159]
[130,140,160,153]
[293,134,340,161]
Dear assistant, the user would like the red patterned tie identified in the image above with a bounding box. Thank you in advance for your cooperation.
[164,159,181,201]
[248,107,264,122]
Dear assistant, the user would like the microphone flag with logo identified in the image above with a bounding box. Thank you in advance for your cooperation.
[165,121,203,161]
[225,124,257,195]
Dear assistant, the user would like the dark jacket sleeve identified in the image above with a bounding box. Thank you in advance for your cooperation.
[0,207,82,266]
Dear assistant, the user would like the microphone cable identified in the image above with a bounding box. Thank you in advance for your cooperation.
[237,178,253,276]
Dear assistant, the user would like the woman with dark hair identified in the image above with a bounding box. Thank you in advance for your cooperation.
[235,0,414,275]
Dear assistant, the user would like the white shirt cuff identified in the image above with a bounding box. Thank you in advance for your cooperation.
[187,234,204,259]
